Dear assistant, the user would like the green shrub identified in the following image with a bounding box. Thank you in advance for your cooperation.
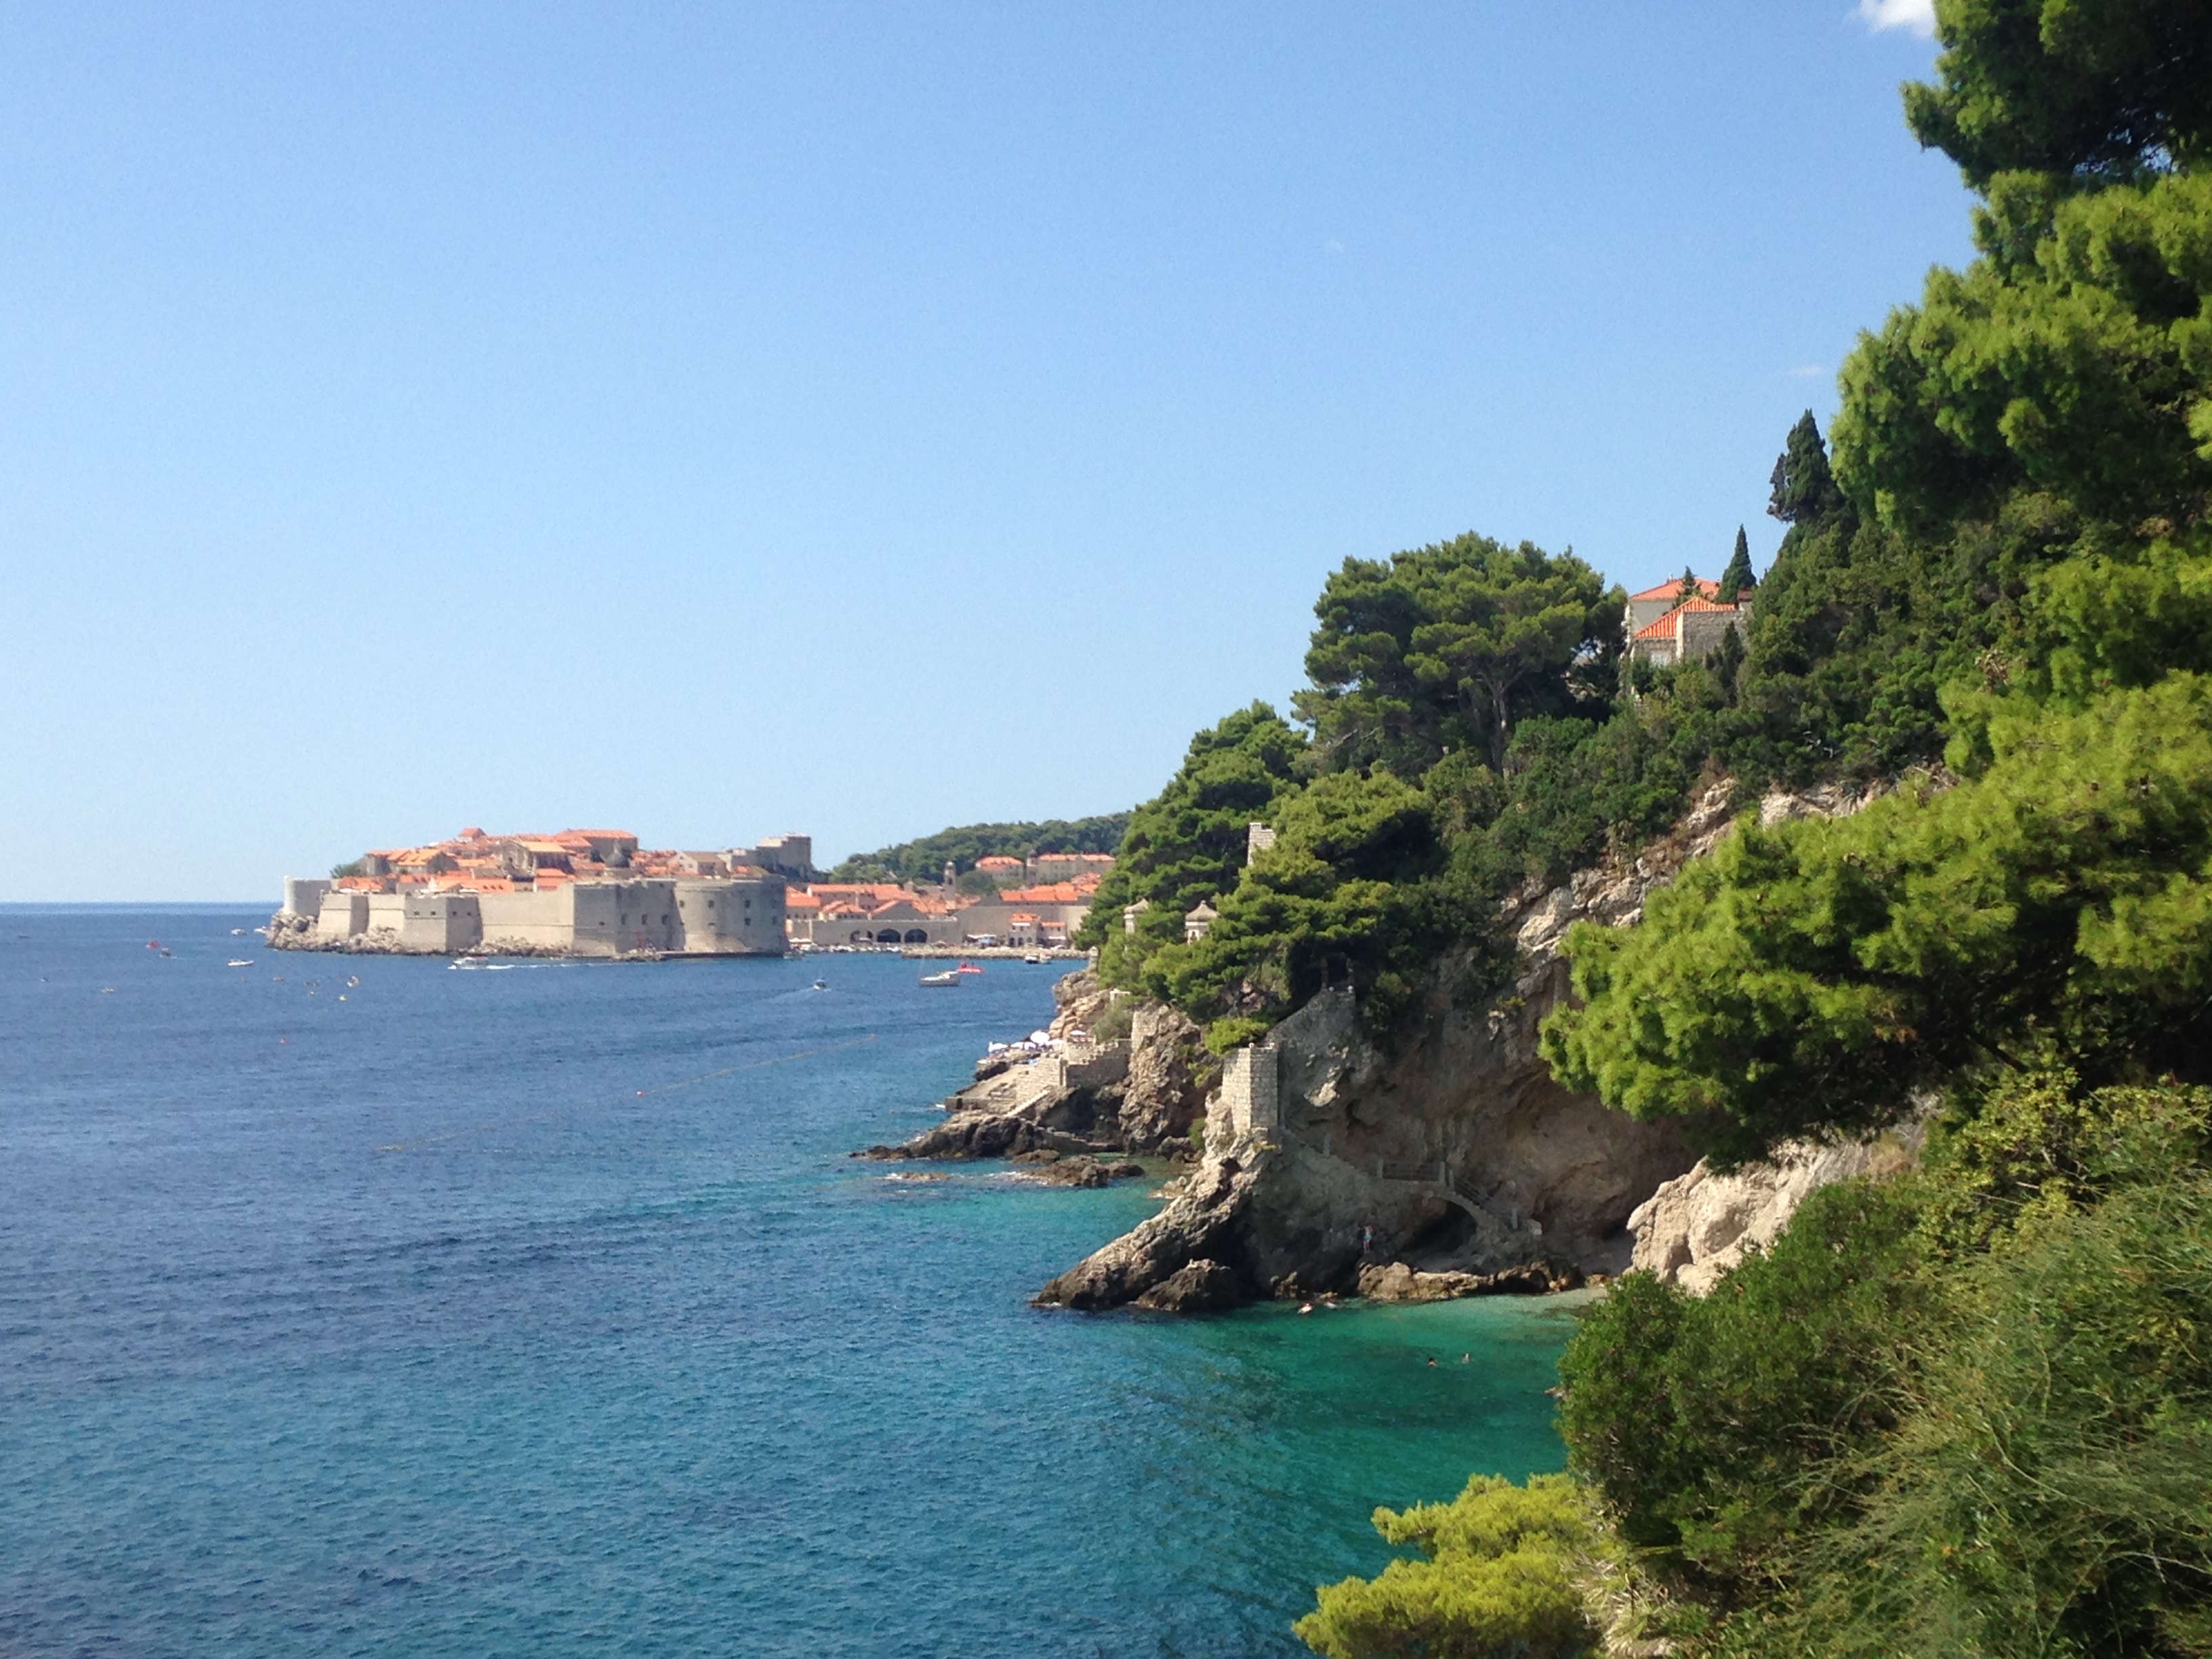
[1558,1080,2212,1657]
[1086,998,1133,1045]
[1294,1474,1601,1659]
[1557,1180,1925,1593]
[1768,1155,2212,1658]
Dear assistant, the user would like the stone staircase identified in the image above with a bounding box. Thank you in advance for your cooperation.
[1277,1124,1539,1234]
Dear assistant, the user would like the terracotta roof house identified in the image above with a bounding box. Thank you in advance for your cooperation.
[1628,592,1752,669]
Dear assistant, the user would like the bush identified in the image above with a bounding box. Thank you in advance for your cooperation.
[1771,1155,2212,1658]
[1557,1180,1925,1593]
[1557,1080,2212,1657]
[1294,1474,1601,1659]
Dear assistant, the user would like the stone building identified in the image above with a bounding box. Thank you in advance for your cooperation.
[1624,574,1753,669]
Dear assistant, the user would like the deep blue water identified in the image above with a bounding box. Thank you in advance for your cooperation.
[0,907,1579,1657]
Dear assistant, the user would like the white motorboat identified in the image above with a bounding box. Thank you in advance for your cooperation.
[918,970,960,987]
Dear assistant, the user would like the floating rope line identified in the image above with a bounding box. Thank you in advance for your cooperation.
[375,1033,880,1152]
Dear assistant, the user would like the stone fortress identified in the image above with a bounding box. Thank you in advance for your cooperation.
[271,827,811,958]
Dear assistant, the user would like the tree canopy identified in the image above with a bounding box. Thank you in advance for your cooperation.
[1078,703,1307,983]
[1904,0,2212,188]
[1296,535,1619,776]
[1541,9,2212,1162]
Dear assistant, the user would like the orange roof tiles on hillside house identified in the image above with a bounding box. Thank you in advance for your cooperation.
[1626,575,1721,604]
[1628,585,1751,670]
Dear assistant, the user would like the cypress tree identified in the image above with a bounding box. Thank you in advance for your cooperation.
[1719,526,1754,601]
[1768,411,1846,525]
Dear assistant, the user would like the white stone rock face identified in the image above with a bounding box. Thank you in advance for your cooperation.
[1629,1139,1892,1296]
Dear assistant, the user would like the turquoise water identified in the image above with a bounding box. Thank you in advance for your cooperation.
[0,907,1578,1656]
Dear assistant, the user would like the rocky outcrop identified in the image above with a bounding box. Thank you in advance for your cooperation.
[1033,1158,1256,1309]
[1356,1260,1584,1302]
[1017,1151,1150,1187]
[1119,1004,1215,1147]
[1629,1123,1926,1295]
[1134,1259,1242,1313]
[861,968,1214,1162]
[1036,778,1894,1313]
[857,1113,1101,1162]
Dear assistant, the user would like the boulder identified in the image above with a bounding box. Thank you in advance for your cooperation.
[1133,1258,1241,1313]
[855,1113,1096,1162]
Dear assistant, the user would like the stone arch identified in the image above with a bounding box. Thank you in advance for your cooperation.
[876,928,903,945]
[903,928,928,944]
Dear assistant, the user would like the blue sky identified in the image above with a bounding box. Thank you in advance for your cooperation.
[0,2,1961,901]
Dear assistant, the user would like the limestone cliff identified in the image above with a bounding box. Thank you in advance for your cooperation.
[1626,1121,1927,1296]
[1035,777,1888,1312]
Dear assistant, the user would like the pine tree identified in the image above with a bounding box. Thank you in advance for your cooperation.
[1719,526,1755,601]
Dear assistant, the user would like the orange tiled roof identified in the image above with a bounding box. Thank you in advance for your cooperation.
[1674,596,1742,613]
[1628,575,1720,603]
[1632,613,1679,642]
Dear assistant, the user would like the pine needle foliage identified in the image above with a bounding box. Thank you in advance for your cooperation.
[1294,1474,1603,1659]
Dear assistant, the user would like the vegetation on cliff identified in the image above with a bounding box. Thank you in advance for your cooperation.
[1292,3,2212,1653]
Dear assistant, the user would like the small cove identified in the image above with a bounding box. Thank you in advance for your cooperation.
[0,908,1578,1657]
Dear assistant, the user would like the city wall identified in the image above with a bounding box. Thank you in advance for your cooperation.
[279,874,787,958]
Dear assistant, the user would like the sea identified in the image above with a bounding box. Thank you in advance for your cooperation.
[0,906,1580,1658]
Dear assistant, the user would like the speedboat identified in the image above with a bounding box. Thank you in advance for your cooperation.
[918,970,960,987]
[954,962,984,975]
[227,958,253,968]
[810,979,829,991]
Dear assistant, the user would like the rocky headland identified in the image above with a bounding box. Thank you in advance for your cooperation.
[859,778,1909,1313]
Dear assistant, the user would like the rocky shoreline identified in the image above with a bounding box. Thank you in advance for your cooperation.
[856,779,1907,1315]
